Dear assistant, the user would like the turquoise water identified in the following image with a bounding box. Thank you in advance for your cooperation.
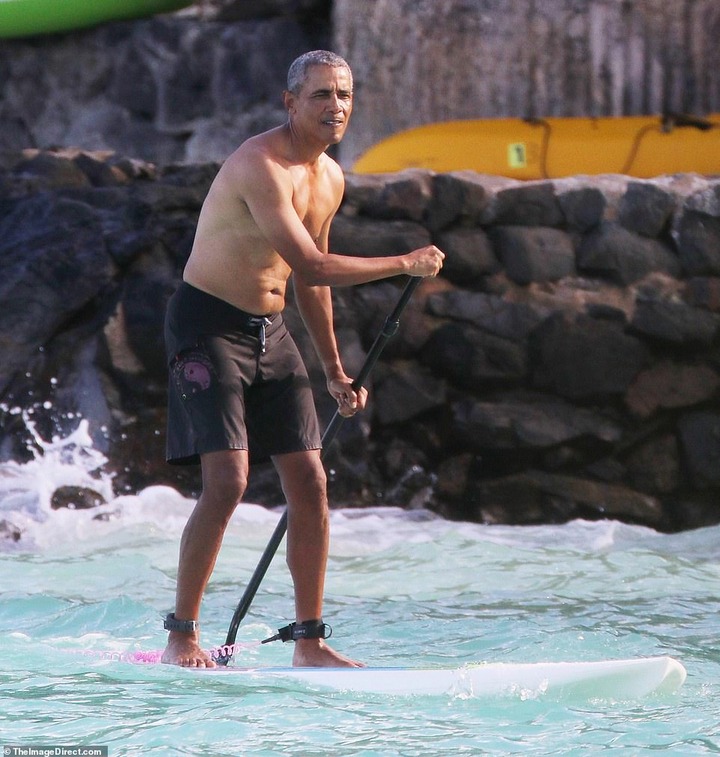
[1,423,719,755]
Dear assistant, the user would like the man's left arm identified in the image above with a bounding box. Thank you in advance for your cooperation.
[294,219,367,418]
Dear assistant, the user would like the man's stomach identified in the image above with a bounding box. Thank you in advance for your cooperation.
[183,253,289,316]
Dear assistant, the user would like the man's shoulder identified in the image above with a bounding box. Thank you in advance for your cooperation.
[219,131,288,184]
[226,132,275,166]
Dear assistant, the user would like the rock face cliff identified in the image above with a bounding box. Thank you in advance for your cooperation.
[0,11,329,164]
[1,149,718,533]
[1,1,718,167]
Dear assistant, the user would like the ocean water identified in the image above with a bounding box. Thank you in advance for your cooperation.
[1,421,719,756]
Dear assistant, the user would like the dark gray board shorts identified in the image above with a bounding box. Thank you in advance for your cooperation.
[164,282,322,465]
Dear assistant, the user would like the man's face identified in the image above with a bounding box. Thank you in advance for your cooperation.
[288,64,353,144]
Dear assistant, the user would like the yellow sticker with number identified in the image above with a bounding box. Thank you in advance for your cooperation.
[508,143,527,168]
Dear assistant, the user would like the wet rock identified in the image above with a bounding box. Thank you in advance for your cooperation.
[677,412,720,488]
[577,222,681,285]
[372,362,447,425]
[630,297,720,347]
[363,170,434,223]
[0,519,23,543]
[12,152,91,190]
[473,471,664,528]
[434,227,498,285]
[617,181,676,237]
[426,289,547,340]
[426,171,490,231]
[684,277,720,312]
[451,396,622,451]
[51,486,107,510]
[422,322,527,389]
[435,453,475,501]
[530,314,648,399]
[490,226,576,284]
[556,185,606,231]
[330,216,432,256]
[676,205,720,276]
[0,193,116,395]
[625,362,720,418]
[484,182,564,227]
[625,434,680,495]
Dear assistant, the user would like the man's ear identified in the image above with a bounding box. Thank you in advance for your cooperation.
[283,90,295,113]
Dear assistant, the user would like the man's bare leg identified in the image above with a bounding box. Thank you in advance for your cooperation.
[162,449,248,667]
[274,450,363,667]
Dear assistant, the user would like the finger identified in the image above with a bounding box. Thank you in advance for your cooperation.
[339,393,357,410]
[337,393,359,417]
[338,398,355,417]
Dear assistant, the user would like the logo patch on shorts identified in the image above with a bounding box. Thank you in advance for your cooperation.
[172,349,216,399]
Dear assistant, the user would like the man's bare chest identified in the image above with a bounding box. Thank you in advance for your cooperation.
[289,170,335,238]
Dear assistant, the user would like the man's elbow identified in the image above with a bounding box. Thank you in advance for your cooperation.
[294,258,331,286]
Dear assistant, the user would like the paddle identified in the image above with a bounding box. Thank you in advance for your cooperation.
[214,275,423,665]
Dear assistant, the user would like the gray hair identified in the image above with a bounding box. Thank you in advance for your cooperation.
[286,50,353,94]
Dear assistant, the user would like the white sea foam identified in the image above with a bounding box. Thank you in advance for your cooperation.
[3,419,720,569]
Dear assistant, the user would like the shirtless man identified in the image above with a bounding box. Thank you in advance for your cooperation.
[161,50,444,668]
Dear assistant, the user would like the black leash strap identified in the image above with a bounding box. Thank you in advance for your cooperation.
[261,619,332,644]
[214,276,422,665]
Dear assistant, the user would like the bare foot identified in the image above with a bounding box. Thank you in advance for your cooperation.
[161,633,216,667]
[293,638,365,668]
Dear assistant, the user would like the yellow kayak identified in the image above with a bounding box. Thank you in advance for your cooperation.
[352,114,720,179]
[0,0,193,38]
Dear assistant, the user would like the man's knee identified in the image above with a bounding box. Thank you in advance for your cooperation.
[304,461,327,495]
[274,451,328,502]
[297,459,328,501]
[212,469,248,505]
[200,450,249,507]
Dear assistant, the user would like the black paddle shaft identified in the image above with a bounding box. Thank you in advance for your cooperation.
[215,276,422,664]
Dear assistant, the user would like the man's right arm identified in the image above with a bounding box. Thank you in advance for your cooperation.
[232,148,444,286]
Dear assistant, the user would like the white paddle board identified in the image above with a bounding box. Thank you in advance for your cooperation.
[191,656,685,699]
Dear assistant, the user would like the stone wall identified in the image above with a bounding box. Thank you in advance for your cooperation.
[0,148,718,533]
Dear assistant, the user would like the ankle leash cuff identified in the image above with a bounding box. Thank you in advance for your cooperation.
[261,619,332,644]
[163,613,198,633]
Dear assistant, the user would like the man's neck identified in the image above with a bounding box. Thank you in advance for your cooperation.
[283,122,329,166]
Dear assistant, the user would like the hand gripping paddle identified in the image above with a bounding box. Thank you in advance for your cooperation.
[214,276,422,665]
